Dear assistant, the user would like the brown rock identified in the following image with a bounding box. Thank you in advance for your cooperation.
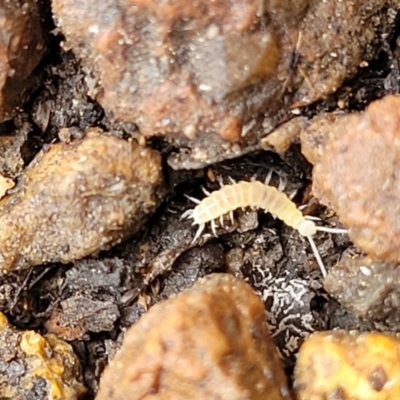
[0,128,164,271]
[294,331,400,400]
[285,0,397,107]
[311,95,400,261]
[52,0,398,169]
[324,256,400,324]
[0,0,47,122]
[0,124,31,178]
[0,312,85,399]
[96,273,292,400]
[52,0,281,141]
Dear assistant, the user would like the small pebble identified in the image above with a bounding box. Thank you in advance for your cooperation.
[96,273,292,400]
[295,330,400,400]
[0,127,164,271]
[0,312,85,400]
[306,95,400,261]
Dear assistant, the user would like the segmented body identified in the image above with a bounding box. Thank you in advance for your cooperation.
[191,181,316,237]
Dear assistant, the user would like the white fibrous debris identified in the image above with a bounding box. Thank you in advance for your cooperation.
[247,267,317,360]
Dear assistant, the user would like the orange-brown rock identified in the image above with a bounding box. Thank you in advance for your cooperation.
[310,95,400,261]
[0,173,14,200]
[294,331,400,400]
[52,0,398,169]
[0,312,85,399]
[96,273,292,400]
[0,0,47,122]
[0,127,164,271]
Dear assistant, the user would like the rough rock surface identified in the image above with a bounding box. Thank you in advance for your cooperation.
[284,0,395,107]
[0,312,85,400]
[324,256,400,325]
[0,120,32,178]
[96,273,292,400]
[53,0,281,143]
[307,95,400,261]
[0,0,47,122]
[295,331,400,400]
[52,0,399,169]
[0,127,164,271]
[0,174,14,200]
[299,111,348,168]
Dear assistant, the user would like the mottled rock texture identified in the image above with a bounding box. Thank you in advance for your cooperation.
[324,256,400,325]
[308,95,400,261]
[295,331,400,400]
[96,273,292,400]
[0,0,47,122]
[52,0,399,168]
[0,312,85,400]
[0,128,164,271]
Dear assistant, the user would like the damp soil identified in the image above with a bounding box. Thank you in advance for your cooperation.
[1,12,400,400]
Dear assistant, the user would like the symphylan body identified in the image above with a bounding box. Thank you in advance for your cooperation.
[182,179,348,278]
[191,181,316,237]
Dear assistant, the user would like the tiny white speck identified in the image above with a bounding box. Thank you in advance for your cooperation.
[198,84,212,92]
[359,266,372,276]
[88,25,99,34]
[290,108,301,115]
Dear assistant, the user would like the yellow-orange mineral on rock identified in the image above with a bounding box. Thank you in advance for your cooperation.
[295,330,400,400]
[0,312,85,399]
